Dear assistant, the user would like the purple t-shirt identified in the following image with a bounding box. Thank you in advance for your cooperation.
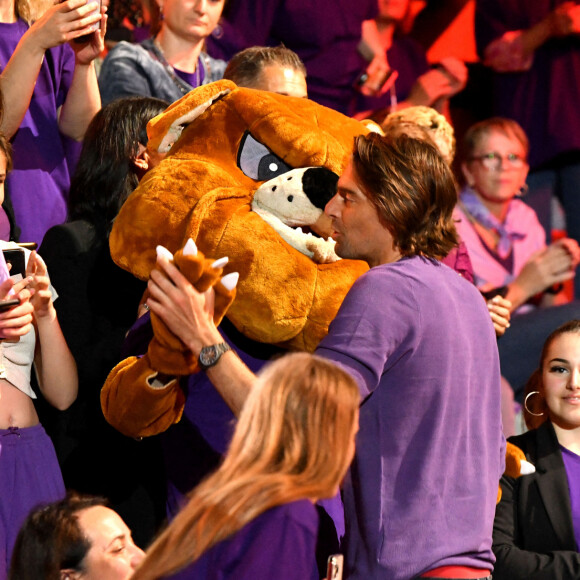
[316,256,505,580]
[164,500,319,580]
[206,0,377,114]
[0,20,76,245]
[560,445,580,552]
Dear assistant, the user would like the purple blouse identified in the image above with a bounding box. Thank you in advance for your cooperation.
[560,445,580,552]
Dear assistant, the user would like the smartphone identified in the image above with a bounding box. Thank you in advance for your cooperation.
[0,298,20,311]
[17,242,37,251]
[326,554,343,580]
[0,249,12,293]
[74,0,102,43]
[3,248,26,278]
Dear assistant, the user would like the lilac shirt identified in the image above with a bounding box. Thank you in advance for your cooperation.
[454,197,545,295]
[560,446,580,552]
[316,256,505,580]
[206,0,377,114]
[0,20,76,244]
[164,500,319,580]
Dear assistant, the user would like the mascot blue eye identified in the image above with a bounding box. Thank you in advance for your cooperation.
[238,132,293,181]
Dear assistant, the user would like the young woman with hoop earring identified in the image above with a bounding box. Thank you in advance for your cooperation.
[493,319,580,579]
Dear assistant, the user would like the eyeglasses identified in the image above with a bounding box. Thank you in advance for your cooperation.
[469,152,526,171]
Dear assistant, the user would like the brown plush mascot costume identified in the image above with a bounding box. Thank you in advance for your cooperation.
[101,80,370,436]
[100,87,532,492]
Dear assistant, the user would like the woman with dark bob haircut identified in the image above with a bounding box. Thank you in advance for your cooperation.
[38,96,169,547]
[9,493,144,580]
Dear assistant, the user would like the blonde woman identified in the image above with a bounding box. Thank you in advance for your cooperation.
[132,353,360,580]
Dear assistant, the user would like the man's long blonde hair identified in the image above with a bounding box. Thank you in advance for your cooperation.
[133,353,360,579]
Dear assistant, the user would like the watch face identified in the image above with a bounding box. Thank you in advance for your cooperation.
[200,345,218,367]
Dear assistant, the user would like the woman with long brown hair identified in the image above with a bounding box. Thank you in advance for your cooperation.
[493,319,580,578]
[133,352,360,580]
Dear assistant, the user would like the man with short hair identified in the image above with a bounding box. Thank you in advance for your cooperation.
[223,45,308,98]
[147,133,505,580]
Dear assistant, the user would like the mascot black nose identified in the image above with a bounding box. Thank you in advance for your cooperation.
[302,167,339,210]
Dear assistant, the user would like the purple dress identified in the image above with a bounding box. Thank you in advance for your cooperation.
[0,20,77,245]
[316,256,505,580]
[206,0,377,114]
[165,500,319,580]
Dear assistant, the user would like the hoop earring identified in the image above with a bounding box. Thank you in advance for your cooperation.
[524,391,544,417]
[212,22,223,39]
[519,183,529,197]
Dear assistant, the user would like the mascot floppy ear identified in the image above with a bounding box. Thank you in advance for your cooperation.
[497,441,535,503]
[147,80,237,153]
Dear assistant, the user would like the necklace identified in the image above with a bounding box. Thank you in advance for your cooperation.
[150,37,211,94]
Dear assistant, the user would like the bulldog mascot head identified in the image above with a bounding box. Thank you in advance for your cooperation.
[110,80,370,352]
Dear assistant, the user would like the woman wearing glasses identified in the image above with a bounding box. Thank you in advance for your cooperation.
[454,117,580,401]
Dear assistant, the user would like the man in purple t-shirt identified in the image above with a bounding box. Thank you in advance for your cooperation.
[146,132,505,580]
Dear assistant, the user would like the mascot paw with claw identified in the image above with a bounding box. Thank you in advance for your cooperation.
[148,239,239,375]
[498,441,535,503]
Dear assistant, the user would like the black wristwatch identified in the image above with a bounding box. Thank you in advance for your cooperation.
[198,342,231,370]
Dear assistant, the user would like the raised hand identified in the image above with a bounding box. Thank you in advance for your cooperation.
[23,0,103,53]
[26,251,54,320]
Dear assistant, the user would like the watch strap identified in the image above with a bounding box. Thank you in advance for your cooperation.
[198,342,231,370]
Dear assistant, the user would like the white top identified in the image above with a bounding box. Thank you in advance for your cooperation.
[0,242,57,398]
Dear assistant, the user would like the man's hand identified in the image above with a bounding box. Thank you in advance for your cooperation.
[147,251,223,359]
[405,61,466,109]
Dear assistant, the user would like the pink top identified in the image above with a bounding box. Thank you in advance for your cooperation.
[453,198,545,298]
